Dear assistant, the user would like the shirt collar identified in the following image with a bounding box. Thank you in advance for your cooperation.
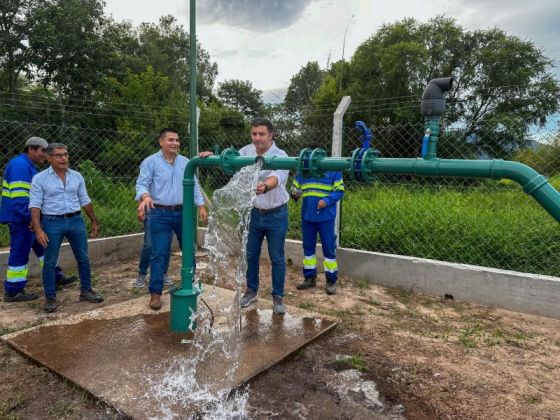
[21,153,36,168]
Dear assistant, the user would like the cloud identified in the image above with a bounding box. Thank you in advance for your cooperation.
[442,0,560,65]
[198,0,318,32]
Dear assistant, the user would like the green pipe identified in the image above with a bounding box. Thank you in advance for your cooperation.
[424,118,440,160]
[172,151,560,332]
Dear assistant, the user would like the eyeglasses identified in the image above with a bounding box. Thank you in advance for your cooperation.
[50,153,69,159]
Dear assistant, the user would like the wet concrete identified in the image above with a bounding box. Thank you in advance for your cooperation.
[3,287,337,418]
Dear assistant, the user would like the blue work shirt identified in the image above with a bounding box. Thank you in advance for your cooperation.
[135,151,205,206]
[0,153,37,223]
[29,166,92,215]
[292,171,345,222]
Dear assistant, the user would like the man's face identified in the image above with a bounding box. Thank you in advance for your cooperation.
[159,131,180,156]
[251,125,273,155]
[47,148,69,171]
[28,146,47,165]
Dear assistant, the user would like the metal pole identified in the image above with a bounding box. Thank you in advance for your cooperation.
[332,96,351,247]
[189,0,197,159]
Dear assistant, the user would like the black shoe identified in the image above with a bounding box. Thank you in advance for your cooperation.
[79,289,104,303]
[44,298,57,313]
[296,276,317,290]
[56,275,78,290]
[326,281,337,295]
[4,290,39,302]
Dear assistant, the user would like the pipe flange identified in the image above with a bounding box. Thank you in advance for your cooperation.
[360,148,380,183]
[220,147,240,176]
[309,148,326,178]
[297,148,312,177]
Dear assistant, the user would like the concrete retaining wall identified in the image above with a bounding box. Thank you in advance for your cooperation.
[1,229,558,320]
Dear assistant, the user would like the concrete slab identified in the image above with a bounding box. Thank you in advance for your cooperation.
[2,287,337,418]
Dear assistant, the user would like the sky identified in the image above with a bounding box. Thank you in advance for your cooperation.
[103,0,560,103]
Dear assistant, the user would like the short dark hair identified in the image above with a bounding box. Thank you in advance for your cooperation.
[251,117,274,133]
[158,128,179,140]
[46,143,68,155]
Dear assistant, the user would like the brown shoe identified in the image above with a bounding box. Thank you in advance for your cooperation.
[149,293,162,310]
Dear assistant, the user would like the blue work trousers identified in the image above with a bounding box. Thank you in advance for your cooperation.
[4,222,63,296]
[42,215,91,299]
[302,218,338,283]
[246,205,288,298]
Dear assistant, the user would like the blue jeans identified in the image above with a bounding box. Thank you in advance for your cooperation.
[148,208,182,295]
[42,215,91,299]
[138,216,170,276]
[246,205,288,297]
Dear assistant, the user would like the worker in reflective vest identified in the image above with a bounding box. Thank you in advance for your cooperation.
[291,170,344,295]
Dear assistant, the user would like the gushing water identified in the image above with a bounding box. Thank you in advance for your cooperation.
[149,164,261,419]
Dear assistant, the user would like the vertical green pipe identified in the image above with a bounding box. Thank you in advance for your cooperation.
[424,117,440,160]
[169,0,200,333]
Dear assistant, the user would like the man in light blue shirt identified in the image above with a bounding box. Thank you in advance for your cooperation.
[30,143,104,313]
[238,117,290,314]
[136,128,210,310]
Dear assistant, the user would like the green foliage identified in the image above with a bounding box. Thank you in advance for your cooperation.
[308,16,560,156]
[284,61,325,116]
[217,79,265,118]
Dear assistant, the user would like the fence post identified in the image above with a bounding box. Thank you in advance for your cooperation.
[332,96,351,246]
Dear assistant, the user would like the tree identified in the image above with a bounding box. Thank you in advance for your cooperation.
[27,0,109,97]
[135,15,218,100]
[308,16,560,157]
[217,79,265,118]
[284,61,325,115]
[0,0,40,95]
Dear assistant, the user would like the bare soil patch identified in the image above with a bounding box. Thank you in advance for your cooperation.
[1,254,559,419]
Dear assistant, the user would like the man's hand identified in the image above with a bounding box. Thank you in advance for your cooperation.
[317,200,327,209]
[138,194,154,212]
[36,228,49,247]
[198,151,213,158]
[137,207,146,222]
[90,220,99,238]
[256,182,267,195]
[198,206,209,224]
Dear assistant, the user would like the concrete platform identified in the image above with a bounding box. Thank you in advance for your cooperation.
[2,287,337,418]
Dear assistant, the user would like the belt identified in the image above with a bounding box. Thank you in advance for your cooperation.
[44,211,81,219]
[153,204,183,211]
[252,203,287,214]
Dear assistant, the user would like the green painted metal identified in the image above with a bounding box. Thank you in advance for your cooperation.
[424,118,440,160]
[172,146,560,332]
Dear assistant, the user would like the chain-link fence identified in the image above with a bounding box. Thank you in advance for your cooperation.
[2,105,560,277]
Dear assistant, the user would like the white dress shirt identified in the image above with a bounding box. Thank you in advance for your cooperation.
[239,142,289,209]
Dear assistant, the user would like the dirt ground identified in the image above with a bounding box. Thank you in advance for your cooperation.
[1,253,559,419]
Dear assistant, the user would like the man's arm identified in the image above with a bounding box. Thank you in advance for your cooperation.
[136,159,154,212]
[31,207,48,247]
[82,202,99,238]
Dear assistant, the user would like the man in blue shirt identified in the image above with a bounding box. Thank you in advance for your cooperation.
[136,128,210,311]
[0,137,76,302]
[30,143,103,313]
[291,159,345,295]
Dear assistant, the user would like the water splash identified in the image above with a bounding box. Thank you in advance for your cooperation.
[150,164,260,419]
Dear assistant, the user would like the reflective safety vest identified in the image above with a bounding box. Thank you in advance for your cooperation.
[292,171,345,222]
[0,153,37,224]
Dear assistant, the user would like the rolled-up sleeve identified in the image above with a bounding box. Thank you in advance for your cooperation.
[135,158,152,201]
[29,173,44,210]
[77,173,92,207]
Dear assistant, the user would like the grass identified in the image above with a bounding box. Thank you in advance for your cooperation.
[334,355,369,372]
[2,178,559,277]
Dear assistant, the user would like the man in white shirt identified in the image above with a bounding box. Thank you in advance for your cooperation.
[239,118,290,314]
